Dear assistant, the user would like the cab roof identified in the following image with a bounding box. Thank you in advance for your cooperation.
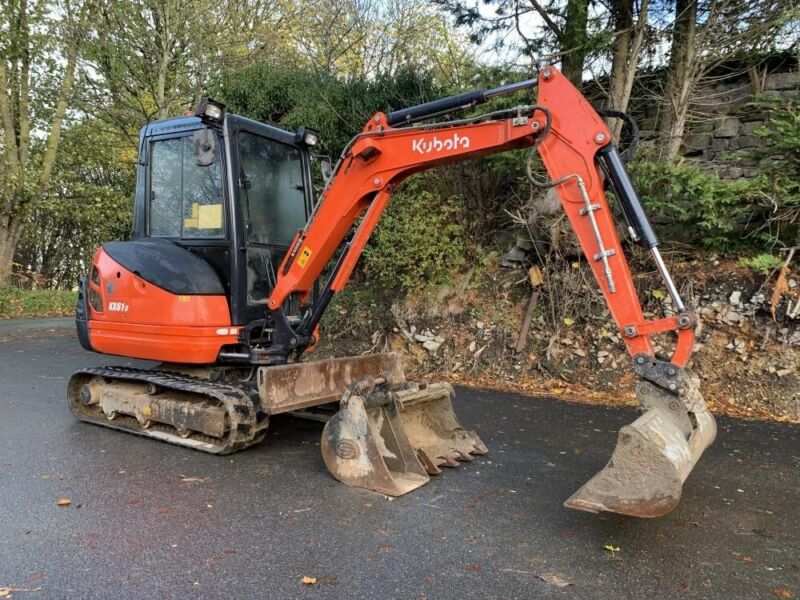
[139,113,299,147]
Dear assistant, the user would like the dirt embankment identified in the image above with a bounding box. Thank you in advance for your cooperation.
[317,258,800,423]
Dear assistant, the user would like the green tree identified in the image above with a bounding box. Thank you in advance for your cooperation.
[435,0,600,86]
[14,120,134,287]
[0,0,92,283]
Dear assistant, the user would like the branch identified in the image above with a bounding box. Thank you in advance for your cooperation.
[527,0,563,40]
[38,0,92,191]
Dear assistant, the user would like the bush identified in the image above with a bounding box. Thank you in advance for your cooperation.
[0,286,77,319]
[739,254,784,274]
[627,159,755,250]
[747,92,800,246]
[361,178,465,291]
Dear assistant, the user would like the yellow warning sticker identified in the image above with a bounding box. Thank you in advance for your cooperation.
[296,246,312,268]
[198,204,223,228]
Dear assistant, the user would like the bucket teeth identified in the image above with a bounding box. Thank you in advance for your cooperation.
[395,382,487,476]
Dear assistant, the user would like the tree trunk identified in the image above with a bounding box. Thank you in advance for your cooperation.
[560,0,589,87]
[607,0,649,139]
[659,0,697,159]
[0,215,23,284]
[154,2,173,119]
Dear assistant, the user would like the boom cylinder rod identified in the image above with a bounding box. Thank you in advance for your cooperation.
[483,78,539,99]
[598,145,686,313]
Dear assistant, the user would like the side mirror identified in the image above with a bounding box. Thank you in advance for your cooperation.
[193,128,217,167]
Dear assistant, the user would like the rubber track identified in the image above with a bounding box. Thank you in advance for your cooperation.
[67,366,267,454]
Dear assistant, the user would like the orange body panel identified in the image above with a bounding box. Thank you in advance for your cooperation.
[87,248,238,363]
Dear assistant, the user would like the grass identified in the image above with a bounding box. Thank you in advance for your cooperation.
[0,286,77,319]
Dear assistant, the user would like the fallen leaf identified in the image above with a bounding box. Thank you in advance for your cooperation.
[467,564,480,573]
[773,588,795,599]
[741,555,754,564]
[604,544,621,556]
[527,265,544,287]
[180,476,206,484]
[537,573,573,588]
[56,498,71,506]
[771,267,790,321]
[0,588,42,597]
[563,317,575,327]
[301,576,317,585]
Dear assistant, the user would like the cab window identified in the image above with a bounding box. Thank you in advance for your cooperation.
[237,132,306,246]
[149,134,225,239]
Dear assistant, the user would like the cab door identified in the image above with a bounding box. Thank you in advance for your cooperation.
[233,126,312,326]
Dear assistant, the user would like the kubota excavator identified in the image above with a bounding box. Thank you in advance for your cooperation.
[69,66,716,517]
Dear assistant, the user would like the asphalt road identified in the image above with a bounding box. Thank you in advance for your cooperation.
[0,320,798,599]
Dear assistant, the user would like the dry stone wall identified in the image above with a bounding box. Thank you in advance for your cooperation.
[637,68,799,178]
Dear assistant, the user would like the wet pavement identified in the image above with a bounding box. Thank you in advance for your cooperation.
[0,320,798,599]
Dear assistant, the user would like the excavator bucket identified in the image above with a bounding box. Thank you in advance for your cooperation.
[257,352,487,496]
[565,371,716,517]
[321,380,487,496]
[321,390,431,496]
[391,382,488,474]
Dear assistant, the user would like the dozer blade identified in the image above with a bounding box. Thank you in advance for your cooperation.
[565,375,716,518]
[320,374,487,496]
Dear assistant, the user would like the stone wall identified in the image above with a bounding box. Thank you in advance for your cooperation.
[636,68,799,178]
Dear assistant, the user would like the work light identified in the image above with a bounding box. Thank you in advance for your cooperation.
[296,126,320,147]
[195,97,226,123]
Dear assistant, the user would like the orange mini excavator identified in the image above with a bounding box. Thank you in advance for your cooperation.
[69,67,716,517]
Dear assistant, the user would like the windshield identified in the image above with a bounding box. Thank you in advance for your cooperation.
[238,132,306,246]
[149,133,225,239]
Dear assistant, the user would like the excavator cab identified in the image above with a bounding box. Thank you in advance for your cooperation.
[76,101,318,363]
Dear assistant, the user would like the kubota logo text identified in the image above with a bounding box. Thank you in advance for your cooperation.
[412,133,470,155]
